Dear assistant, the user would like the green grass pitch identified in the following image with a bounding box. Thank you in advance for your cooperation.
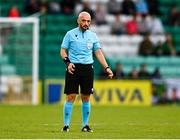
[0,104,180,139]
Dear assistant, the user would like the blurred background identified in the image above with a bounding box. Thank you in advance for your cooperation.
[0,0,180,106]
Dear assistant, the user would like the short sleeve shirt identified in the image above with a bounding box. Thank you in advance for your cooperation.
[61,27,101,64]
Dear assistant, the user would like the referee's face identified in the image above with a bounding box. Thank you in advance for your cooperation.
[78,13,91,31]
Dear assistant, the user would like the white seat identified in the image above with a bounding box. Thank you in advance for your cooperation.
[91,25,110,34]
[118,45,138,56]
[116,35,142,47]
[106,14,133,24]
[0,76,9,94]
[102,44,138,56]
[0,85,8,94]
[150,35,166,45]
[99,35,118,43]
[105,14,115,24]
[130,35,143,45]
[117,35,131,44]
[0,76,8,84]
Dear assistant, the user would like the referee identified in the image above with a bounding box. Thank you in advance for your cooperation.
[60,11,113,132]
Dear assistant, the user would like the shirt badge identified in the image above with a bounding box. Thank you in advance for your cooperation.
[87,40,93,49]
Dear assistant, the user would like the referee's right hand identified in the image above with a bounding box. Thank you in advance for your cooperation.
[67,63,75,74]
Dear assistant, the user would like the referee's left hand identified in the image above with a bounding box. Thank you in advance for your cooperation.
[106,68,113,79]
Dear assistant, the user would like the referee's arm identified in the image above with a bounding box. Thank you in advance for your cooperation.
[95,49,113,79]
[60,48,75,74]
[60,48,68,58]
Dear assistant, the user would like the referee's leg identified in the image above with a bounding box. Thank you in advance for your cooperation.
[81,94,93,132]
[61,94,76,132]
[80,64,93,132]
[62,70,78,132]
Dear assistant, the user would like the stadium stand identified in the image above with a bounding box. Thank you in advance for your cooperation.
[0,55,16,75]
[1,0,180,80]
[39,14,77,78]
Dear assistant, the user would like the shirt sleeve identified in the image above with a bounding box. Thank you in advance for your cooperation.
[93,33,101,52]
[61,32,70,49]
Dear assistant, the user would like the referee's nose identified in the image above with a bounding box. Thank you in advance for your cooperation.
[85,21,89,26]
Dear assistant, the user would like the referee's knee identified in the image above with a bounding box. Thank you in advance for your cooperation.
[81,95,90,102]
[66,94,76,102]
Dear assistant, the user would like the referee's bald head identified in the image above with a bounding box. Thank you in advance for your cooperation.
[77,11,91,31]
[78,11,91,19]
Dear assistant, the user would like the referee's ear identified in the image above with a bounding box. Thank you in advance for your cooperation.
[77,18,80,25]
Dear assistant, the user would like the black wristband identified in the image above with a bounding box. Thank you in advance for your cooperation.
[63,57,71,65]
[105,66,110,71]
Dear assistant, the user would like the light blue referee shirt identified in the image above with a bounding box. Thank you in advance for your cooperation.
[61,27,101,64]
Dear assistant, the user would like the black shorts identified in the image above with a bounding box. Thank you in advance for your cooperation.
[64,64,94,95]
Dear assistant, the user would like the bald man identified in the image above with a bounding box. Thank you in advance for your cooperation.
[60,11,113,132]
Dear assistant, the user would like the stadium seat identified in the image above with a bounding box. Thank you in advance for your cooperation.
[90,25,110,34]
[145,57,159,66]
[0,55,9,64]
[0,65,16,75]
[1,0,180,79]
[159,0,174,5]
[150,35,166,45]
[0,76,9,94]
[174,35,180,44]
[106,14,132,24]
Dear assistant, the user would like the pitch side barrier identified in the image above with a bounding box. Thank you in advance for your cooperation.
[44,80,152,106]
